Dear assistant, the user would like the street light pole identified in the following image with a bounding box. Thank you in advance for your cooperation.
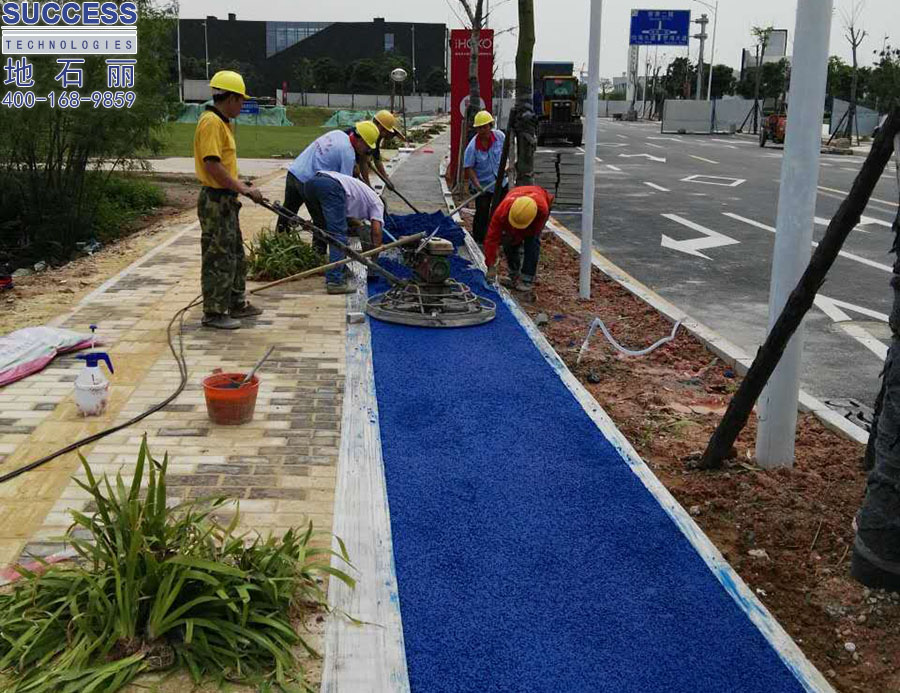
[693,13,709,100]
[694,0,718,99]
[755,0,834,468]
[203,20,210,81]
[580,0,603,299]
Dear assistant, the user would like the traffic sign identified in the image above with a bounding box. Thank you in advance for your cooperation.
[240,100,260,115]
[629,9,691,46]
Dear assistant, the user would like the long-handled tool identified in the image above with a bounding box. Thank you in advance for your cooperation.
[221,345,276,389]
[371,166,422,214]
[447,180,497,217]
[249,233,423,295]
[255,198,409,286]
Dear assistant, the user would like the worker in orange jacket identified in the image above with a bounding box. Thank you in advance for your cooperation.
[484,186,554,292]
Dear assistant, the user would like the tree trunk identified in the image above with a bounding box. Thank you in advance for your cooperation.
[464,4,484,149]
[752,42,766,134]
[700,108,900,470]
[512,0,536,186]
[852,130,900,592]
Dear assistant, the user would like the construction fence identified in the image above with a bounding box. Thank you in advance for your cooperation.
[661,98,760,134]
[829,98,882,137]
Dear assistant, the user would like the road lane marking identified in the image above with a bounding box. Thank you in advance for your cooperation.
[597,142,628,148]
[606,164,623,172]
[818,185,898,208]
[619,153,666,163]
[616,134,628,139]
[712,138,752,146]
[644,182,670,192]
[682,174,745,187]
[660,214,740,259]
[648,136,683,142]
[814,295,889,361]
[820,162,834,167]
[723,212,893,273]
[689,155,720,164]
[815,215,892,231]
[646,142,665,149]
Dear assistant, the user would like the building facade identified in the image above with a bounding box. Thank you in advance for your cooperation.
[177,14,447,98]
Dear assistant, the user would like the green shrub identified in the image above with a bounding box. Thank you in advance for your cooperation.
[247,227,326,281]
[0,439,353,693]
[91,175,166,241]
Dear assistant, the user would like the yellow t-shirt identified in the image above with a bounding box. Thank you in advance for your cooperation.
[193,109,238,188]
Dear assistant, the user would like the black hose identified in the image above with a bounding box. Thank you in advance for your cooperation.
[0,295,200,484]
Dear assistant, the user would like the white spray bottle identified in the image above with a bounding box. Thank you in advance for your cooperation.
[74,351,114,416]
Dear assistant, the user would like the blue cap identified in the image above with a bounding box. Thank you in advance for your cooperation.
[76,352,114,373]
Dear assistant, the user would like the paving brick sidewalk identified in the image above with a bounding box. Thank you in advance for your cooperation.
[0,171,345,571]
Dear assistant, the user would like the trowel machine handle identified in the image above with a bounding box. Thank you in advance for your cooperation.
[251,196,409,288]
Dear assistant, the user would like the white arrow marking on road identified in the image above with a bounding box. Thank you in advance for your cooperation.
[723,212,893,273]
[814,295,889,361]
[660,214,740,260]
[644,182,670,192]
[619,153,667,163]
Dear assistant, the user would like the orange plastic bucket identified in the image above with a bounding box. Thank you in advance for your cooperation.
[202,372,260,425]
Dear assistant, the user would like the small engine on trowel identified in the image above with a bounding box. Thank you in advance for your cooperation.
[365,232,496,328]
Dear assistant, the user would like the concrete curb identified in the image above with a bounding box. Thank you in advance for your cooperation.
[546,218,869,447]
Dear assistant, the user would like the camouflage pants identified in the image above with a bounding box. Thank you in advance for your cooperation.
[198,188,246,315]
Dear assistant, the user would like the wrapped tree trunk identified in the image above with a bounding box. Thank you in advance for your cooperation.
[511,0,537,187]
[853,130,900,591]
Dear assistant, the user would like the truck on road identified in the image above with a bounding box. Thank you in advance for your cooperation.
[533,61,583,147]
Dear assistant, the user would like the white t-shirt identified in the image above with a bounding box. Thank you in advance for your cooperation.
[319,171,385,224]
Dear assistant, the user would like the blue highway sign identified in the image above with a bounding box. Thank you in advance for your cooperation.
[629,9,691,46]
[240,100,260,115]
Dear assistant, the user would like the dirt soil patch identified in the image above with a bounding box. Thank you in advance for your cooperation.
[2,175,199,334]
[507,231,898,693]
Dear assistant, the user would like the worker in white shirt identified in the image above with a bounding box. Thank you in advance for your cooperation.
[303,171,385,294]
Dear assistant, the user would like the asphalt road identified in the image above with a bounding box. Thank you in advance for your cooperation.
[537,118,900,422]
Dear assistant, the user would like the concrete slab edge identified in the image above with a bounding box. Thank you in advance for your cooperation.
[322,153,416,693]
[547,220,869,447]
[438,169,835,693]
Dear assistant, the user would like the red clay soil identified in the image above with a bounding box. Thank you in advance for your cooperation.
[511,232,899,693]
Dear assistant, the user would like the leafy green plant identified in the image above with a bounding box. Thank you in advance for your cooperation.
[0,439,353,692]
[247,227,326,281]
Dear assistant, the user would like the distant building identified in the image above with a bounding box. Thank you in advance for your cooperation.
[740,29,790,81]
[176,14,447,97]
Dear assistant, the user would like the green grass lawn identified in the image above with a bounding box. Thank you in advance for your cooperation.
[157,122,324,159]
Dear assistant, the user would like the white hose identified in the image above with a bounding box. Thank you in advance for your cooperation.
[576,317,682,365]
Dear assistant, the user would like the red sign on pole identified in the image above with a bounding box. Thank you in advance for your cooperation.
[449,28,494,180]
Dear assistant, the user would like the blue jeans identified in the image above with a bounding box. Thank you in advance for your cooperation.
[304,174,349,284]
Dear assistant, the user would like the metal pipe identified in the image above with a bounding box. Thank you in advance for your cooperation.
[580,0,602,299]
[250,233,424,295]
[755,0,834,468]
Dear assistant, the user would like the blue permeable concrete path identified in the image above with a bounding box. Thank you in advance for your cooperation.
[367,213,812,693]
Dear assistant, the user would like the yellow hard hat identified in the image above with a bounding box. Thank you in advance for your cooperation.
[209,70,249,98]
[355,120,380,149]
[473,110,494,128]
[374,110,399,133]
[509,196,538,229]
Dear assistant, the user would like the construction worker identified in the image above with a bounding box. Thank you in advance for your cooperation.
[193,70,264,330]
[303,171,385,294]
[355,110,403,189]
[278,121,380,238]
[484,186,554,292]
[463,110,508,245]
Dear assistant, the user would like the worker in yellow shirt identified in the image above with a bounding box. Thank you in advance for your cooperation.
[193,70,264,330]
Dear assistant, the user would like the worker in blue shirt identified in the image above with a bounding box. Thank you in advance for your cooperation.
[463,110,508,244]
[277,121,380,237]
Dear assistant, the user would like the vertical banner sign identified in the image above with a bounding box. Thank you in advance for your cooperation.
[449,28,494,180]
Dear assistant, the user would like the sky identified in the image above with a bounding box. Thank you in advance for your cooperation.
[179,0,895,79]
